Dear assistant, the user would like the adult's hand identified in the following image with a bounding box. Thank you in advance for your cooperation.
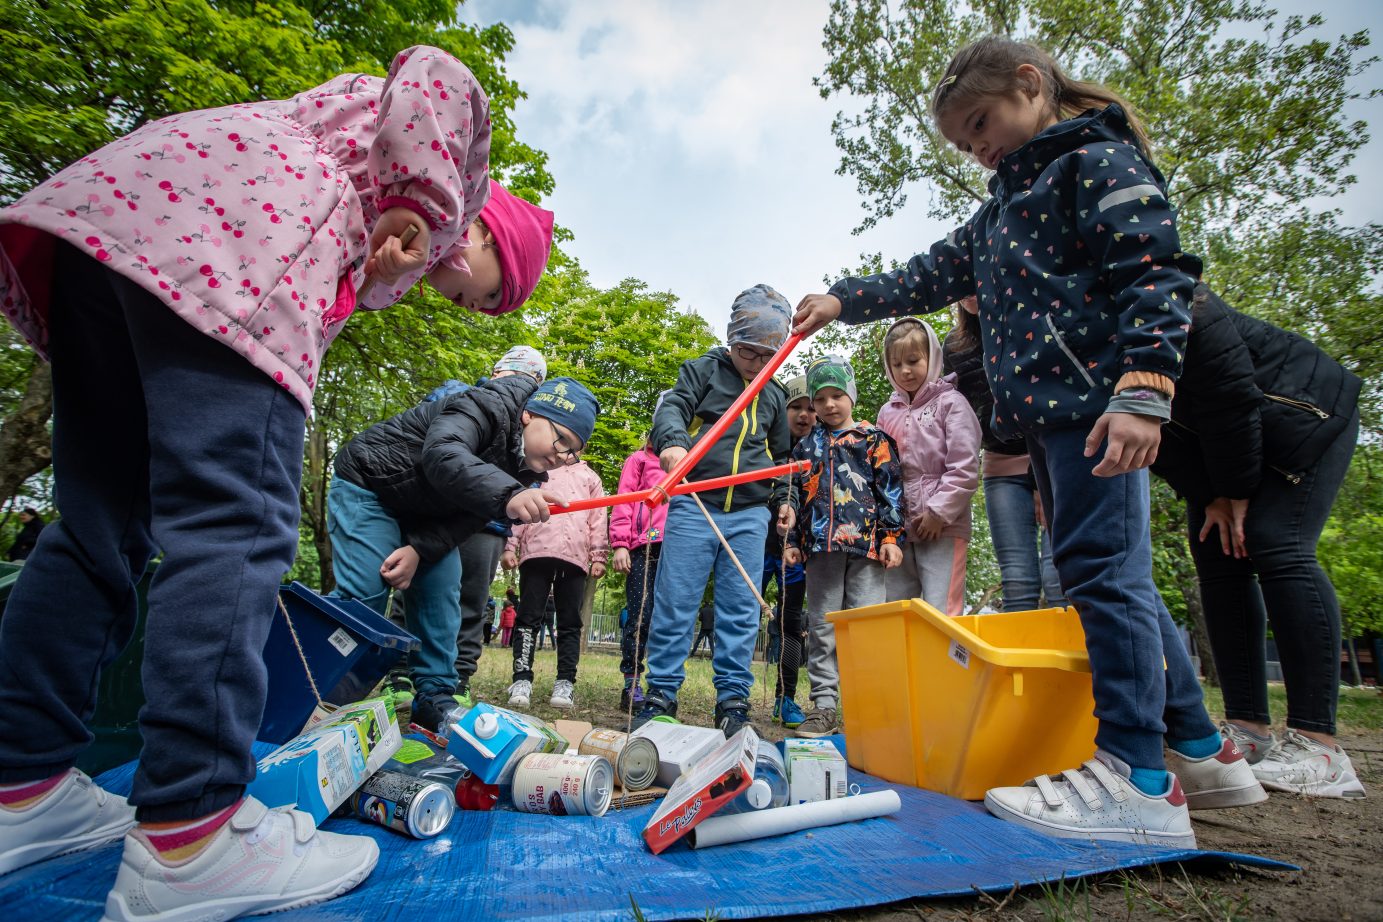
[792,293,842,338]
[1086,412,1161,477]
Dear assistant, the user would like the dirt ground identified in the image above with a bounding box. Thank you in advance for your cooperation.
[470,651,1383,921]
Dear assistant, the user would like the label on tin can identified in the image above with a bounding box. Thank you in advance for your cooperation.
[511,752,613,817]
[579,729,659,792]
[351,769,455,838]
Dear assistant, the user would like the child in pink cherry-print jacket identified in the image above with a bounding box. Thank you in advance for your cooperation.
[0,46,557,912]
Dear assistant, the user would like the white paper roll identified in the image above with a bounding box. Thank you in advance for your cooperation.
[687,789,902,849]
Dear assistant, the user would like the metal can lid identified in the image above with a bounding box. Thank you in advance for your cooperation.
[407,782,457,837]
[615,736,660,792]
[586,756,614,817]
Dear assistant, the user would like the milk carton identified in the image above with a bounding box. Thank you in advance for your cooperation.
[784,738,848,804]
[445,702,567,785]
[249,696,401,825]
[631,721,724,786]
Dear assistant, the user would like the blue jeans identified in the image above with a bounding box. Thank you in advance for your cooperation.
[327,477,461,697]
[984,472,1066,610]
[644,498,769,704]
[0,245,305,821]
[1028,425,1216,771]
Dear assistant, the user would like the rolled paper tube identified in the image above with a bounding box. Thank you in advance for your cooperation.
[647,332,803,507]
[687,789,902,850]
[545,460,809,516]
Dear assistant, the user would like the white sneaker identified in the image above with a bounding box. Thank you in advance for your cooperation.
[507,680,532,708]
[983,752,1197,849]
[1166,737,1268,810]
[103,796,378,922]
[550,679,575,709]
[1218,721,1276,766]
[1252,728,1366,799]
[0,769,135,875]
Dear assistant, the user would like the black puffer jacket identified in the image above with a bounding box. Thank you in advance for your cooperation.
[942,325,1026,457]
[334,375,545,562]
[1151,286,1362,506]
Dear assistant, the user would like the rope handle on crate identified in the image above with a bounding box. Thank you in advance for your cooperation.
[276,592,325,710]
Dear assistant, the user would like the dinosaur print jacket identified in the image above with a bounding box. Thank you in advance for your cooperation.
[787,421,905,561]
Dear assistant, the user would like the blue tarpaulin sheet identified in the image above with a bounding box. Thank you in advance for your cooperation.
[3,737,1291,920]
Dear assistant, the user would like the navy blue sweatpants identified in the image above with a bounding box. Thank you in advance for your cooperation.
[0,244,305,821]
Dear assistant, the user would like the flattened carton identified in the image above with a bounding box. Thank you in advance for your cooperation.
[248,697,401,825]
[642,727,756,855]
[784,738,848,804]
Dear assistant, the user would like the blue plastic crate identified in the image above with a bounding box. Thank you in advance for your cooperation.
[259,582,418,745]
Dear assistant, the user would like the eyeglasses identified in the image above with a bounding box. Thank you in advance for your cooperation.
[732,344,776,365]
[547,418,583,464]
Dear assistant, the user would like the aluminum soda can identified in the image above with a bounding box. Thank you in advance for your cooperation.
[578,728,659,792]
[349,769,455,838]
[510,752,613,817]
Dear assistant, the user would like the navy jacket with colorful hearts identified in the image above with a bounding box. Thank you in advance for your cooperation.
[830,105,1201,439]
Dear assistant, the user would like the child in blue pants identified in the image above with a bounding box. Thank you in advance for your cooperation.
[329,375,598,732]
[794,36,1265,847]
[634,284,795,737]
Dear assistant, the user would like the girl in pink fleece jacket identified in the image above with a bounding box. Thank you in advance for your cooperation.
[877,317,982,615]
[609,443,670,710]
[502,460,609,709]
[0,46,554,917]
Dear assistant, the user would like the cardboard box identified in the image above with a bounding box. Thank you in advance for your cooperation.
[248,697,401,825]
[785,738,848,804]
[643,727,757,855]
[631,721,723,787]
[445,703,567,785]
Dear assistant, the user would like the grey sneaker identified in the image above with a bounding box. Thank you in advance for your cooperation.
[550,679,575,709]
[507,680,533,708]
[1252,728,1366,799]
[795,707,838,739]
[1219,721,1276,766]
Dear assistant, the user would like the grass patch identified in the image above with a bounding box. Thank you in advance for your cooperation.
[1200,683,1383,732]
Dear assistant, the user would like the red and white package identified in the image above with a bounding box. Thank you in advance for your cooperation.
[642,727,757,855]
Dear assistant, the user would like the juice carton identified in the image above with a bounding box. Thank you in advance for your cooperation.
[643,727,757,855]
[445,702,567,785]
[784,738,848,804]
[248,696,401,825]
[631,721,723,786]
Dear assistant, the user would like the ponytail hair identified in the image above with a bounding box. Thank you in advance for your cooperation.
[931,35,1151,153]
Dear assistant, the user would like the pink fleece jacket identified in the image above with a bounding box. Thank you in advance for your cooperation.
[608,446,668,551]
[506,461,609,573]
[877,318,982,541]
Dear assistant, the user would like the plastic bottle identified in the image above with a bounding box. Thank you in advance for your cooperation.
[716,740,789,815]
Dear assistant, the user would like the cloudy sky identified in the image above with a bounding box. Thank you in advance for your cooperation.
[464,0,1382,337]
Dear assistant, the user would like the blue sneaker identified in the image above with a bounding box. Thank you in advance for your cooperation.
[630,692,677,731]
[774,697,805,729]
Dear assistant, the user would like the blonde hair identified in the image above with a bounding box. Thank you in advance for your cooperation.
[882,318,929,364]
[931,35,1151,153]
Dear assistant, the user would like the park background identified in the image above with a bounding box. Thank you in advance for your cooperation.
[0,0,1379,681]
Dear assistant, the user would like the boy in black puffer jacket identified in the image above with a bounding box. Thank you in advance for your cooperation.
[329,374,599,732]
[1152,284,1364,798]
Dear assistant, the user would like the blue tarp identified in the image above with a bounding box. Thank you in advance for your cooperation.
[3,737,1291,920]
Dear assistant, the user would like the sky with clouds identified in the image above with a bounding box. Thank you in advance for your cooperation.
[463,0,1382,338]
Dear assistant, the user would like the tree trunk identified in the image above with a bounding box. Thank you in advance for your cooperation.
[1180,581,1220,688]
[1345,636,1363,687]
[0,361,53,500]
[303,419,334,592]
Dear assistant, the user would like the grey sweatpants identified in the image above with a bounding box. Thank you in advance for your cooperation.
[803,552,888,709]
[884,537,967,616]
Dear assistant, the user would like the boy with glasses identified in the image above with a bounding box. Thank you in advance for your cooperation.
[634,284,795,737]
[328,375,598,731]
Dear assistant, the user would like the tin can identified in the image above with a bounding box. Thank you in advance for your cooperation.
[349,769,455,838]
[511,752,613,817]
[578,728,659,792]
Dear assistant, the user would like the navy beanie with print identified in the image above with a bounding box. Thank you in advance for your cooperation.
[527,377,599,445]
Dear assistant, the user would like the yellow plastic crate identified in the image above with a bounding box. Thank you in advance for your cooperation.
[829,598,1098,800]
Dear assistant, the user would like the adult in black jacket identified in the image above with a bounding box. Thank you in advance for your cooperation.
[1151,285,1363,798]
[328,374,598,732]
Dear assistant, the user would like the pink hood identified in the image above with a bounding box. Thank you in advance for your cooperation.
[609,446,668,550]
[877,317,982,540]
[506,461,609,572]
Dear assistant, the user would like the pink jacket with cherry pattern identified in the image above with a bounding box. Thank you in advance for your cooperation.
[0,46,492,411]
